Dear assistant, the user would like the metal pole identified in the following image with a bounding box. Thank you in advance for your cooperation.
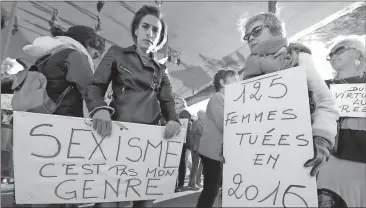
[268,1,278,14]
[1,1,19,61]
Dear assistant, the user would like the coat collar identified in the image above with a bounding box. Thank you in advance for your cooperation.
[122,45,161,67]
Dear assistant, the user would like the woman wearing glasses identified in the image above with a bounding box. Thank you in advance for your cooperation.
[238,12,339,177]
[317,35,366,208]
[86,5,181,208]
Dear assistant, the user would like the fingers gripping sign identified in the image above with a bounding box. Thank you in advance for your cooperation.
[304,137,330,177]
[85,109,129,138]
[164,120,181,139]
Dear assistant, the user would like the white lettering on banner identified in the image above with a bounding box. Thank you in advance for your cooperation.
[223,66,317,207]
[13,111,187,204]
[1,94,13,110]
[330,84,366,118]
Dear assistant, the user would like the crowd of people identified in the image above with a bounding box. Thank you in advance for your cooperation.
[1,4,365,208]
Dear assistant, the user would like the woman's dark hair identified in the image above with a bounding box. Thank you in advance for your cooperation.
[51,25,106,54]
[213,68,238,92]
[130,5,168,52]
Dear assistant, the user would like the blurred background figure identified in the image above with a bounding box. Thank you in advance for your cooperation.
[187,110,205,191]
[197,69,239,208]
[174,97,192,192]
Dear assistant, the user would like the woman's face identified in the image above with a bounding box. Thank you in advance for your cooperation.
[246,20,277,52]
[224,74,239,86]
[329,44,357,72]
[135,15,162,52]
[197,111,206,121]
[174,98,186,112]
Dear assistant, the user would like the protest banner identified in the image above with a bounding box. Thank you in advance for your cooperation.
[330,84,366,118]
[1,94,13,110]
[13,111,188,204]
[223,66,317,207]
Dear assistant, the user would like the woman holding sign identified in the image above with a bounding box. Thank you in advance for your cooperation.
[86,5,181,208]
[238,12,339,177]
[317,35,366,208]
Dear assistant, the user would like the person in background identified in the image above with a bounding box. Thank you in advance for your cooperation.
[85,5,181,208]
[174,97,192,192]
[187,110,205,190]
[196,69,239,208]
[238,12,339,177]
[1,58,28,185]
[3,25,104,208]
[317,35,366,208]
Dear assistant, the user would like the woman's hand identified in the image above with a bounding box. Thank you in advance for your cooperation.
[273,42,312,58]
[92,109,112,138]
[304,137,331,177]
[164,120,181,139]
[274,47,288,57]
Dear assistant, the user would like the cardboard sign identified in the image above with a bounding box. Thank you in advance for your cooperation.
[223,66,317,207]
[13,111,187,204]
[330,84,366,118]
[1,94,13,110]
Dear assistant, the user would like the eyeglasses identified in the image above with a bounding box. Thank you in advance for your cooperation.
[326,46,350,61]
[243,25,268,43]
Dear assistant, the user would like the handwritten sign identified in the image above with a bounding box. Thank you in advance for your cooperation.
[330,84,366,118]
[223,66,317,207]
[13,111,187,204]
[1,94,13,110]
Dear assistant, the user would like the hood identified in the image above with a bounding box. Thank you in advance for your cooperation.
[22,36,95,72]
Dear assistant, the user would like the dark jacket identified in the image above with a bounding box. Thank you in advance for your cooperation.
[179,110,192,147]
[38,48,93,117]
[86,45,178,124]
[188,119,204,149]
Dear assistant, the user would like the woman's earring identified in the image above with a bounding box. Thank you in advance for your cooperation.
[355,60,360,66]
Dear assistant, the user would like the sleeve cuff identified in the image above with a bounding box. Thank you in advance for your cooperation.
[88,106,115,118]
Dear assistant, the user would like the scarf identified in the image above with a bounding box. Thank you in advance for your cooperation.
[242,37,304,80]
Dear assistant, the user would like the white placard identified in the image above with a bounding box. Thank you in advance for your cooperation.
[1,94,13,110]
[330,84,366,118]
[223,66,317,207]
[13,111,187,204]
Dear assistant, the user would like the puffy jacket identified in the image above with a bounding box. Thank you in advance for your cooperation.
[20,35,95,117]
[38,48,93,117]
